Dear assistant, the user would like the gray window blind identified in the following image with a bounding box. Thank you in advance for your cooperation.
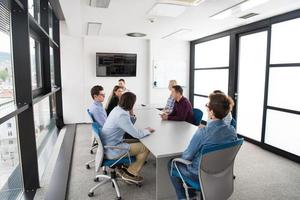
[0,1,10,34]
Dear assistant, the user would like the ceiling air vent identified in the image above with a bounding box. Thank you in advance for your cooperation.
[89,0,111,8]
[239,13,259,19]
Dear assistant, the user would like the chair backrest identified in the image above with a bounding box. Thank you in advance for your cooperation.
[193,108,203,125]
[230,118,237,129]
[87,109,96,123]
[198,138,243,200]
[88,108,105,173]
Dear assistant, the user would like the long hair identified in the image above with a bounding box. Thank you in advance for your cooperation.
[106,85,122,109]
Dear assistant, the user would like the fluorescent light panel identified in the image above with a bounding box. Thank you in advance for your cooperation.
[159,0,205,6]
[89,0,111,8]
[148,3,186,17]
[210,0,269,20]
[87,22,102,35]
[162,28,192,39]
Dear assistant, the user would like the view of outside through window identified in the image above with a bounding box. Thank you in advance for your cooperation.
[0,32,14,109]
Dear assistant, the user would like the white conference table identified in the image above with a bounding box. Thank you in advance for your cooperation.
[134,106,198,199]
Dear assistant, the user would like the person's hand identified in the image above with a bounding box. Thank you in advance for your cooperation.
[198,124,206,128]
[161,113,168,120]
[146,127,155,133]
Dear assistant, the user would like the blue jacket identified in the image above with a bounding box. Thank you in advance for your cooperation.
[182,119,237,175]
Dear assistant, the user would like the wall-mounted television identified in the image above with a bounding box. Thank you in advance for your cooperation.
[96,53,137,77]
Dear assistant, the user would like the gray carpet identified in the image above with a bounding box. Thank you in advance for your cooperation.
[67,124,300,200]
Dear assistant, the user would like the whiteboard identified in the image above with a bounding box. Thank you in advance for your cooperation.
[152,59,187,88]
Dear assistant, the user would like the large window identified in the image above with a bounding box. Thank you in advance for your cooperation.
[28,0,40,23]
[30,36,42,90]
[0,117,23,199]
[265,18,300,156]
[193,36,230,121]
[0,7,14,110]
[50,47,55,87]
[236,31,268,141]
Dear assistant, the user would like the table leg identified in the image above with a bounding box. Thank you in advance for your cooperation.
[156,156,176,200]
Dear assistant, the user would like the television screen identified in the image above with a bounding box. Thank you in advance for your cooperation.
[96,53,137,77]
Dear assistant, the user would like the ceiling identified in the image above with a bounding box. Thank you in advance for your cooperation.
[59,0,300,41]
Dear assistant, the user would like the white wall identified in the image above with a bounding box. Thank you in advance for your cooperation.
[149,39,190,107]
[60,23,190,124]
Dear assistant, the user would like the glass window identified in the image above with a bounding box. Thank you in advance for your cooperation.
[236,31,268,141]
[34,98,51,148]
[0,12,14,111]
[49,47,55,87]
[28,0,40,23]
[194,69,228,96]
[0,118,23,198]
[30,36,42,90]
[194,36,230,68]
[270,17,300,64]
[48,5,53,39]
[265,110,300,156]
[50,94,57,118]
[268,67,300,112]
[193,96,208,122]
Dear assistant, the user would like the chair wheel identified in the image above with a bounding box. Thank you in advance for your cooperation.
[233,175,236,179]
[90,150,94,154]
[88,192,94,197]
[86,164,90,169]
[137,183,142,187]
[94,177,99,182]
[103,170,108,175]
[116,197,122,200]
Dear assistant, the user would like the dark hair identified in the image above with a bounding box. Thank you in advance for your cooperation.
[118,79,125,83]
[172,85,183,95]
[112,85,122,97]
[207,93,234,119]
[118,92,136,111]
[90,85,104,99]
[213,90,224,94]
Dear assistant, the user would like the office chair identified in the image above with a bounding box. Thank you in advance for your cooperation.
[85,109,99,169]
[171,138,244,200]
[88,121,137,199]
[193,108,203,126]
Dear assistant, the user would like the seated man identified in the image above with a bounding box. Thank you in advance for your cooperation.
[161,85,194,124]
[168,92,237,199]
[89,85,107,127]
[101,92,155,183]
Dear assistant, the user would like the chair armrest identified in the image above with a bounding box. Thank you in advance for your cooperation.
[172,158,192,166]
[104,145,129,150]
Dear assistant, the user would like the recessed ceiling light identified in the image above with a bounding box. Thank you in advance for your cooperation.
[126,33,147,37]
[159,0,205,7]
[89,0,111,8]
[148,3,186,17]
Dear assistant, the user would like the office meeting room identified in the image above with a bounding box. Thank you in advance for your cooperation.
[1,0,300,200]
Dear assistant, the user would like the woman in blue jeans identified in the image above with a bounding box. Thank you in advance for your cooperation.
[169,92,237,200]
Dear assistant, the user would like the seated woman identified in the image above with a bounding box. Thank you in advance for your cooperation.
[106,85,123,115]
[101,92,155,184]
[163,80,177,113]
[169,92,237,199]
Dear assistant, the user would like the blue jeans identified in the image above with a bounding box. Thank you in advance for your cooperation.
[168,160,199,200]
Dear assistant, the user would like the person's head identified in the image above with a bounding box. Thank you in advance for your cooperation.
[118,92,136,111]
[90,85,105,103]
[118,79,126,88]
[168,80,177,91]
[212,90,235,111]
[171,85,183,101]
[112,85,123,98]
[206,93,234,120]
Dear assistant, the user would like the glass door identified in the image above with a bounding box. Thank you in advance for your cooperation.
[236,30,268,141]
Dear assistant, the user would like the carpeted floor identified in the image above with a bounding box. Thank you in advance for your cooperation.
[67,124,300,200]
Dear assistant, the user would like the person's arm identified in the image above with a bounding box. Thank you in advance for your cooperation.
[118,113,150,139]
[93,107,107,127]
[167,102,189,121]
[182,128,205,161]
